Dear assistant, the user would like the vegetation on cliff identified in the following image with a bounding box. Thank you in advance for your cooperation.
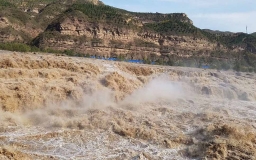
[70,3,129,26]
[0,0,255,72]
[251,32,256,37]
[144,20,199,36]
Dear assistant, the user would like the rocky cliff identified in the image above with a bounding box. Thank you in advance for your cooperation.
[0,0,256,70]
[37,15,223,59]
[34,11,233,64]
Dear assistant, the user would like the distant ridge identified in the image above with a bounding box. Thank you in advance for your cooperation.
[0,0,255,72]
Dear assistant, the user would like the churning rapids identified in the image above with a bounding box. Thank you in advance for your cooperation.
[0,51,256,160]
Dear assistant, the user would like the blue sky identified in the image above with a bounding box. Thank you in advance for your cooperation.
[101,0,256,33]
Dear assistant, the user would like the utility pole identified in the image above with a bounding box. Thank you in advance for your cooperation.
[246,26,248,34]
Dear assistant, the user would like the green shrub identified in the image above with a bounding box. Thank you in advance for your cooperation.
[117,54,125,61]
[42,48,61,53]
[0,0,15,7]
[85,53,90,57]
[63,49,75,56]
[70,3,129,27]
[220,62,231,70]
[144,20,199,36]
[0,43,33,52]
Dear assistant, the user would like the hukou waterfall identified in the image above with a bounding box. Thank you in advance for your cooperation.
[0,52,256,159]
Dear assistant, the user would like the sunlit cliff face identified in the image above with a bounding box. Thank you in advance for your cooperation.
[0,51,256,159]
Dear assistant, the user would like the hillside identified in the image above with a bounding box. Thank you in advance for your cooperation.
[0,0,256,72]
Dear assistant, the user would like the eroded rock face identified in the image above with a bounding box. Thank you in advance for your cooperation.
[58,18,136,42]
[1,0,253,62]
[0,0,254,68]
[38,16,228,60]
[87,0,101,5]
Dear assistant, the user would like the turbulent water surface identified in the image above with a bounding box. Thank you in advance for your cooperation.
[0,51,256,160]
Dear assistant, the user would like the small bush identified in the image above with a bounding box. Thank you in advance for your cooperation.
[220,62,231,70]
[0,0,15,7]
[0,43,34,52]
[63,49,75,56]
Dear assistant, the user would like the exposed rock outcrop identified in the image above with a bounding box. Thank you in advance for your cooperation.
[37,15,229,61]
[0,0,255,69]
